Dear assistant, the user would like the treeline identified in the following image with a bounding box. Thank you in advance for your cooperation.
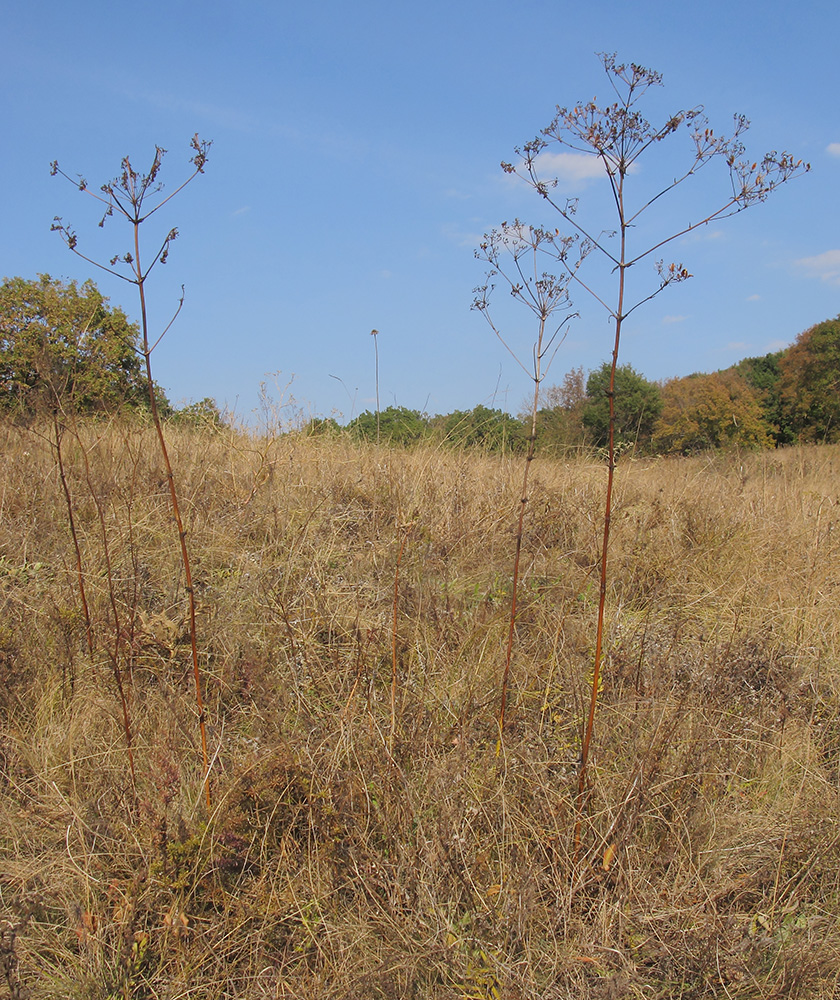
[2,274,838,452]
[314,314,840,455]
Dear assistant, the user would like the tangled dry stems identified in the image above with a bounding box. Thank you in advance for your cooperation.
[1,420,839,998]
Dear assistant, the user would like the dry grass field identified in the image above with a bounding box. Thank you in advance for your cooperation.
[1,418,839,998]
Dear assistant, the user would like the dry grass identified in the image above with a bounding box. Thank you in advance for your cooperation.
[1,419,840,998]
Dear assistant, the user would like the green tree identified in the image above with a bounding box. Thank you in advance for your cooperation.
[652,370,773,454]
[434,404,526,452]
[779,316,840,442]
[303,416,341,437]
[348,405,427,446]
[0,274,150,414]
[732,350,788,444]
[171,397,224,428]
[582,362,662,448]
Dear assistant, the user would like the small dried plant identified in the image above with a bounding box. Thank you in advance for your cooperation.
[473,221,579,737]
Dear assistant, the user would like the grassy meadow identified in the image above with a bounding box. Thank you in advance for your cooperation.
[1,418,839,998]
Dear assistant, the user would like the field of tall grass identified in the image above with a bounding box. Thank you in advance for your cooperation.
[1,418,839,998]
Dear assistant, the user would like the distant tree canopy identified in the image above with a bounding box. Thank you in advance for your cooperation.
[0,274,151,415]
[582,363,663,448]
[169,397,225,428]
[653,370,773,454]
[345,405,528,452]
[4,273,838,458]
[347,406,427,446]
[304,416,341,437]
[731,350,788,445]
[779,316,840,443]
[432,404,525,452]
[541,366,587,413]
[534,366,589,454]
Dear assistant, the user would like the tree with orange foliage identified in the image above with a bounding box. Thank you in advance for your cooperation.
[779,316,840,443]
[652,369,773,454]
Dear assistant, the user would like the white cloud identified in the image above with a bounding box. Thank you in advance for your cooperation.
[827,143,840,157]
[499,152,607,190]
[746,294,761,301]
[662,314,687,324]
[531,151,605,185]
[441,222,484,248]
[795,249,840,285]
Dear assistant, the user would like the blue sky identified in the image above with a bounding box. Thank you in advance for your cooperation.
[2,0,838,425]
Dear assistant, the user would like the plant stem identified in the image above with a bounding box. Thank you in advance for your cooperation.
[134,220,211,811]
[52,413,93,661]
[390,520,413,753]
[372,329,380,446]
[575,175,627,859]
[498,319,545,738]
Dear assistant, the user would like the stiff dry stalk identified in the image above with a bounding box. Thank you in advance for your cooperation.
[133,221,210,810]
[51,413,94,661]
[574,193,626,857]
[504,53,808,862]
[46,406,138,794]
[390,517,414,753]
[70,410,139,795]
[52,137,213,808]
[33,316,138,794]
[371,329,381,446]
[498,317,544,736]
[474,223,577,740]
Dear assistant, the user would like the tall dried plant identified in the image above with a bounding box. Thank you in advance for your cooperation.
[502,54,808,855]
[51,136,213,808]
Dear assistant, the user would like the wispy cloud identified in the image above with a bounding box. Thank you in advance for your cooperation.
[662,314,687,324]
[827,143,840,158]
[795,249,840,284]
[441,221,485,249]
[682,227,726,244]
[746,293,761,301]
[502,151,608,192]
[726,341,750,351]
[118,85,264,134]
[532,151,605,185]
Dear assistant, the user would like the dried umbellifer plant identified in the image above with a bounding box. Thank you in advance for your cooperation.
[500,53,809,859]
[52,136,213,809]
[473,222,580,741]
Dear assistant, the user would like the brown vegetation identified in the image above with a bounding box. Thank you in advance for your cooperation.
[1,420,839,998]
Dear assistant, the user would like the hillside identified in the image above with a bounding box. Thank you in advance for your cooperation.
[1,420,839,998]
